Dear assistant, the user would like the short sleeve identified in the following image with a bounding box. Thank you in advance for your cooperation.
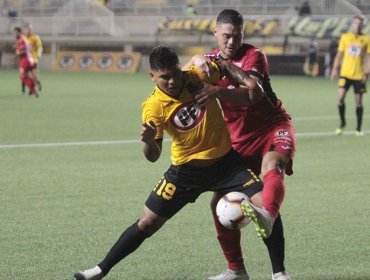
[142,99,164,139]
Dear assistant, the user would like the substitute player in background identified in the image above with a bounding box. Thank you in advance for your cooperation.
[184,9,295,280]
[72,46,268,280]
[13,27,39,98]
[22,23,43,94]
[330,15,370,136]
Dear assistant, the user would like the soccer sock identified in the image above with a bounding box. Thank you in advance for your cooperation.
[98,221,150,276]
[356,106,363,132]
[212,210,245,271]
[23,76,38,96]
[262,169,285,219]
[263,214,286,274]
[21,82,25,93]
[338,103,346,128]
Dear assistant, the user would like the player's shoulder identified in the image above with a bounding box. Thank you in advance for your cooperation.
[237,44,265,60]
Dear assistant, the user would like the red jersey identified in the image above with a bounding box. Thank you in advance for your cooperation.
[207,44,291,152]
[15,36,33,63]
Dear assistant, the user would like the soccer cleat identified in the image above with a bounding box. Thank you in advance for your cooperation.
[73,266,103,280]
[355,131,364,137]
[272,271,291,280]
[335,128,343,135]
[241,200,273,238]
[206,268,249,280]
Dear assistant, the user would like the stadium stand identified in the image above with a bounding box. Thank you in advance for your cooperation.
[0,0,369,72]
[1,0,369,16]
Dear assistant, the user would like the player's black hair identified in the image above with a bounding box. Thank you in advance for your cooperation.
[149,46,179,71]
[14,26,22,33]
[216,9,243,26]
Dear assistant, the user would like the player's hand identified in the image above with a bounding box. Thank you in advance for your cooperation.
[330,69,337,81]
[365,73,369,82]
[193,83,219,107]
[192,55,212,80]
[140,121,157,144]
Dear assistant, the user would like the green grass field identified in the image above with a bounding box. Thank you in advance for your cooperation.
[0,69,369,280]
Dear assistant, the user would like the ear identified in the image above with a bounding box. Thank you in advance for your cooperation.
[149,72,155,82]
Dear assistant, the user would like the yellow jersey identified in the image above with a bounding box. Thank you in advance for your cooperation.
[338,32,370,80]
[142,63,231,165]
[24,34,43,63]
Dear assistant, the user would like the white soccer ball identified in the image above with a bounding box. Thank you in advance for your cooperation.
[216,192,251,230]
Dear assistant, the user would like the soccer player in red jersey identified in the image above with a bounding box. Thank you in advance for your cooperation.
[13,27,39,97]
[184,9,296,280]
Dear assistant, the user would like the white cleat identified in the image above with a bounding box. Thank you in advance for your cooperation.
[73,266,103,280]
[272,271,291,280]
[206,268,249,280]
[241,200,274,238]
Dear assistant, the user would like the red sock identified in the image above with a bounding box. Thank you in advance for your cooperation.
[22,76,37,96]
[262,169,285,219]
[212,210,245,271]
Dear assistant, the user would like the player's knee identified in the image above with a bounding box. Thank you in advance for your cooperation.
[262,156,288,176]
[138,215,166,236]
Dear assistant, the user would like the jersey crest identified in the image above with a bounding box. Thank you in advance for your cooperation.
[170,102,205,132]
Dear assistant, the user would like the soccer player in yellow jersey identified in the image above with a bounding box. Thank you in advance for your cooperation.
[23,23,43,94]
[330,15,370,136]
[72,46,269,280]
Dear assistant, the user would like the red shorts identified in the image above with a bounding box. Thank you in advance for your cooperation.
[234,120,296,176]
[19,57,35,77]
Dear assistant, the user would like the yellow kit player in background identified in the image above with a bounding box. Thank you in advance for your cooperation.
[22,23,43,94]
[330,15,370,136]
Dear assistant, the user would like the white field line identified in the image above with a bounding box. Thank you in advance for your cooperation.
[0,130,368,149]
[293,115,370,121]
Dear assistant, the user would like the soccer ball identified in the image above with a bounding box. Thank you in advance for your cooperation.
[216,192,251,230]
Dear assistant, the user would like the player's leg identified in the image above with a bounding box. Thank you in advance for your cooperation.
[21,81,25,95]
[336,78,349,135]
[242,123,295,235]
[32,65,42,91]
[209,192,248,280]
[73,206,167,280]
[23,72,39,97]
[355,93,364,135]
[73,165,200,280]
[21,60,39,97]
[207,151,263,280]
[354,81,365,136]
[259,151,290,219]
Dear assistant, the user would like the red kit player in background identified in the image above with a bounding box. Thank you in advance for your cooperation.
[13,27,39,98]
[184,9,296,280]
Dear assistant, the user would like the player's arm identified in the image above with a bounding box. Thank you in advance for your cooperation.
[141,121,162,162]
[193,60,265,107]
[330,51,343,80]
[182,54,212,79]
[36,36,43,58]
[365,49,370,83]
[15,44,26,57]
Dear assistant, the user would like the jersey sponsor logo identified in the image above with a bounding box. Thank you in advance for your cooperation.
[347,44,362,56]
[170,102,205,132]
[281,145,292,150]
[276,130,289,136]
